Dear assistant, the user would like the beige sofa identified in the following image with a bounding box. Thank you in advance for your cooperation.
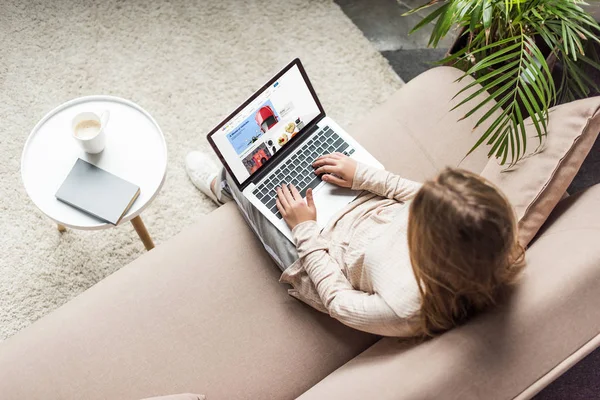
[1,67,600,399]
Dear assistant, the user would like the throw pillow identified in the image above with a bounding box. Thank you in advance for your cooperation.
[481,97,600,246]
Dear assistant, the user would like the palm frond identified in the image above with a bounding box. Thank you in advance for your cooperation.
[404,0,600,167]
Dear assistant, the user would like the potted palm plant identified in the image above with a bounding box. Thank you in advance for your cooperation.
[406,0,600,167]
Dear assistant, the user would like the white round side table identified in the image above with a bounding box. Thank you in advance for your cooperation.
[21,95,167,250]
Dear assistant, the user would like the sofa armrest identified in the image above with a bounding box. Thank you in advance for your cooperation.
[298,184,600,400]
[347,66,504,181]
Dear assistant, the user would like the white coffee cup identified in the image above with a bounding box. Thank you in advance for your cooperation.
[72,111,110,154]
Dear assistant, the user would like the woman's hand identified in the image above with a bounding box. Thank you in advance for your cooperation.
[276,184,317,229]
[312,152,357,188]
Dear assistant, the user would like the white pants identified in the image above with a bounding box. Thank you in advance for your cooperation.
[218,168,298,271]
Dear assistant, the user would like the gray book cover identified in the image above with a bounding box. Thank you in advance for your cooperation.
[55,159,141,225]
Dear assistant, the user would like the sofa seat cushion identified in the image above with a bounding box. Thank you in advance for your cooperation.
[298,184,600,400]
[0,204,377,400]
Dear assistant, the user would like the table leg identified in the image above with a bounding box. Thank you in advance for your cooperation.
[131,215,155,251]
[57,224,67,232]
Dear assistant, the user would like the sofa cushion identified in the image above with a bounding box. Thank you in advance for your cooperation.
[347,66,504,180]
[298,184,600,400]
[481,97,600,246]
[0,204,377,400]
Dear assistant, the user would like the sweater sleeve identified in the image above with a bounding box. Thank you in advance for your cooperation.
[291,221,416,337]
[351,162,422,202]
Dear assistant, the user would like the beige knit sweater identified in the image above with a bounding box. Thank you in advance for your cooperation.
[280,162,423,337]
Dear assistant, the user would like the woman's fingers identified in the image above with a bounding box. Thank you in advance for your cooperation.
[289,184,301,200]
[280,184,295,203]
[312,157,337,168]
[315,165,340,175]
[315,152,344,162]
[276,186,290,209]
[322,174,347,187]
[275,198,286,216]
[306,188,315,209]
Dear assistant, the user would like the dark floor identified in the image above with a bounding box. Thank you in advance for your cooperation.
[335,0,454,81]
[335,0,600,398]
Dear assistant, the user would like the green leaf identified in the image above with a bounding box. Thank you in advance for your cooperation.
[439,46,469,65]
[563,57,590,95]
[485,122,509,148]
[514,101,526,158]
[459,78,512,121]
[451,71,517,111]
[579,52,600,71]
[485,108,512,144]
[523,40,556,100]
[469,36,523,55]
[456,90,502,121]
[430,3,454,47]
[470,0,483,33]
[466,113,509,158]
[464,46,522,75]
[528,21,562,58]
[562,22,570,57]
[520,50,552,103]
[519,83,547,140]
[466,29,487,53]
[452,59,520,99]
[471,83,516,125]
[500,138,509,165]
[566,24,600,44]
[519,47,552,143]
[508,119,517,165]
[482,0,493,42]
[408,3,449,36]
[504,0,512,15]
[567,57,600,93]
[564,24,579,61]
[402,0,444,16]
[517,86,542,147]
[489,125,511,157]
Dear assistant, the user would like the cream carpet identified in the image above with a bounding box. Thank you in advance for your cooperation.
[0,0,402,341]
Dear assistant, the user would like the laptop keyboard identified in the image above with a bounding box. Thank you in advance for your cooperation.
[252,126,355,219]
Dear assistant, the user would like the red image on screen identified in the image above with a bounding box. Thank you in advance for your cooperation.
[242,143,272,174]
[255,106,279,133]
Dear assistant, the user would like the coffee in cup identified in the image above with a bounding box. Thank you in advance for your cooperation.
[74,119,102,139]
[71,111,110,154]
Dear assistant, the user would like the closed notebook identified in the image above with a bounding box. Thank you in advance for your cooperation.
[55,158,141,225]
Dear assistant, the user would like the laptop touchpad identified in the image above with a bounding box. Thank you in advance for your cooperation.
[313,182,359,228]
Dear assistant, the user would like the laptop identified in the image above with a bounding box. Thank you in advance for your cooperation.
[207,58,383,241]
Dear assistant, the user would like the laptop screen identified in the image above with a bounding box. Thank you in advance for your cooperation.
[208,61,322,187]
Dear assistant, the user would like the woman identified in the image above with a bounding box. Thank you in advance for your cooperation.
[186,151,525,338]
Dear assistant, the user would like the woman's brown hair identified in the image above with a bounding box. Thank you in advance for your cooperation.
[407,168,525,337]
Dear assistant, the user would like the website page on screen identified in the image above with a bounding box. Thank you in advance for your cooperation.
[212,65,321,184]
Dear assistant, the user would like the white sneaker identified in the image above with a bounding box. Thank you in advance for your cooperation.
[185,151,221,205]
